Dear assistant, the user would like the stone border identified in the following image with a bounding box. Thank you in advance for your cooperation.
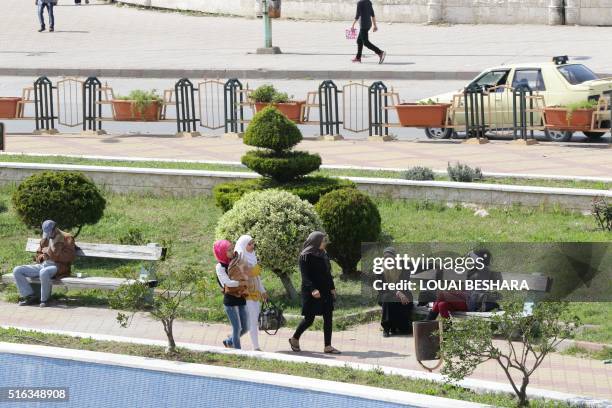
[1,326,609,407]
[0,162,609,211]
[0,339,486,408]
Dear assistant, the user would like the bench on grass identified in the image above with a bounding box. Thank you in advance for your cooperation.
[1,238,166,294]
[409,268,553,320]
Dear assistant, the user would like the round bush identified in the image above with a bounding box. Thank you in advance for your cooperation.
[315,188,381,276]
[213,176,356,212]
[243,106,302,152]
[215,190,322,299]
[12,171,106,235]
[241,150,321,182]
[403,166,435,181]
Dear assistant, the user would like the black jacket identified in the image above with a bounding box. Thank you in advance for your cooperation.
[299,253,335,316]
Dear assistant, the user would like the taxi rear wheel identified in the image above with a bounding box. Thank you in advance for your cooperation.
[424,127,454,139]
[544,129,573,142]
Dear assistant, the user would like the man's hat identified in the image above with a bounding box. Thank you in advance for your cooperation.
[42,220,57,239]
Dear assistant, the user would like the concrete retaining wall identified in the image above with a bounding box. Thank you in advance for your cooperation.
[116,0,612,25]
[1,162,609,211]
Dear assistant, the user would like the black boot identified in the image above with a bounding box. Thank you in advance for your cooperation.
[38,26,45,32]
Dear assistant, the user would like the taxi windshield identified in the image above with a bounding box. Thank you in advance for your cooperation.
[558,64,598,85]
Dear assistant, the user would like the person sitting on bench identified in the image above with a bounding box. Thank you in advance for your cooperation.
[12,220,76,307]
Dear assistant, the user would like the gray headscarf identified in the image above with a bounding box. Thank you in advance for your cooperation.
[383,247,396,257]
[299,231,327,260]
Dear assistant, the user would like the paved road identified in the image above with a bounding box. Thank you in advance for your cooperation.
[2,0,612,79]
[0,300,610,400]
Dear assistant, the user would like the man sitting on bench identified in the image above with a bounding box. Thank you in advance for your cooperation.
[12,220,76,307]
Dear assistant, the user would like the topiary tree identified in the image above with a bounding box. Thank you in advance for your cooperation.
[215,189,322,300]
[241,106,321,182]
[315,188,381,277]
[12,171,106,238]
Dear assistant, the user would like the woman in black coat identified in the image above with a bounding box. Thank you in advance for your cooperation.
[289,231,340,354]
[379,247,413,337]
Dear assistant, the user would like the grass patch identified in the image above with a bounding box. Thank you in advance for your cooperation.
[0,182,610,338]
[0,327,572,408]
[562,344,612,361]
[1,154,610,190]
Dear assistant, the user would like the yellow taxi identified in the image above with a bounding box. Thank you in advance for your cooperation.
[422,56,612,142]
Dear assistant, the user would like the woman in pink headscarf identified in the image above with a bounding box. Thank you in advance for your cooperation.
[214,240,249,349]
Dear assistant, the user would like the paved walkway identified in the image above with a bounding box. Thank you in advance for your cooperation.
[0,300,610,400]
[2,0,612,79]
[3,133,612,178]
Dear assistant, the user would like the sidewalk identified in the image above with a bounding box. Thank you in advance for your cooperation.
[3,133,612,178]
[2,0,612,79]
[0,300,610,400]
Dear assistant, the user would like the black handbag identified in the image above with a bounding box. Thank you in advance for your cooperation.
[258,300,286,335]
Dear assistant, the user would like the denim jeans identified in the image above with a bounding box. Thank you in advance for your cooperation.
[37,2,55,29]
[223,304,248,349]
[13,261,58,302]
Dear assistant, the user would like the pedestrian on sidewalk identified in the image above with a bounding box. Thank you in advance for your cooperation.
[36,0,56,32]
[13,220,76,307]
[235,235,269,351]
[289,232,341,354]
[351,0,386,64]
[214,239,249,349]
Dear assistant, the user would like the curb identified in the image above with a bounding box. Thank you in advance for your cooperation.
[0,68,480,80]
[1,325,610,407]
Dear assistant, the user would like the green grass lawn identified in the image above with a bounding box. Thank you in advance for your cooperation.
[1,153,610,190]
[1,182,610,342]
[0,327,573,408]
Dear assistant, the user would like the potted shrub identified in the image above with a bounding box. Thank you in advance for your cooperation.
[544,100,597,131]
[395,99,450,127]
[112,89,163,121]
[251,84,305,123]
[0,97,22,119]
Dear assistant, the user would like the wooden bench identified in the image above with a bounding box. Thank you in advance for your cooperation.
[1,238,166,294]
[409,268,553,320]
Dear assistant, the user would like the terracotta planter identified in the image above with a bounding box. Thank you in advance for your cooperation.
[111,100,161,121]
[395,103,450,127]
[0,97,22,119]
[544,107,594,131]
[254,101,305,123]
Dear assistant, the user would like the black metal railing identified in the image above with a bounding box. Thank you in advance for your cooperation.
[463,84,486,138]
[34,76,56,132]
[175,78,199,134]
[318,80,342,136]
[368,81,389,137]
[83,76,103,132]
[224,78,245,133]
[512,84,536,141]
[0,122,5,151]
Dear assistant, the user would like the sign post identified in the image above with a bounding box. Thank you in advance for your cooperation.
[256,0,281,54]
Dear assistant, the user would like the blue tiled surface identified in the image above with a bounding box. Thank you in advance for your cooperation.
[0,353,412,408]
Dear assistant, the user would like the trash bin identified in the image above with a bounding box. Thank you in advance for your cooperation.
[413,320,443,372]
[269,0,281,18]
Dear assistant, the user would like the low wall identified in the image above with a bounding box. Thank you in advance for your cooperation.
[116,0,612,25]
[1,162,609,211]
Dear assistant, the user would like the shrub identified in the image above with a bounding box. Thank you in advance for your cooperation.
[213,176,356,212]
[241,150,321,182]
[447,162,483,182]
[403,166,435,181]
[115,89,162,114]
[12,171,106,237]
[315,188,381,276]
[271,92,291,103]
[250,84,276,103]
[119,227,146,245]
[243,106,302,152]
[593,197,612,232]
[215,190,322,300]
[0,200,7,214]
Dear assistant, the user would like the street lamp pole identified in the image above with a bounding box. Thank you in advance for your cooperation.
[256,0,281,54]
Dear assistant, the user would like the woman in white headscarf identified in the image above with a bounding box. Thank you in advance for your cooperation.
[235,234,268,351]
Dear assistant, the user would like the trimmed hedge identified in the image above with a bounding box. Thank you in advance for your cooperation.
[213,176,356,212]
[241,150,322,182]
[243,106,302,152]
[315,188,381,276]
[12,171,106,236]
